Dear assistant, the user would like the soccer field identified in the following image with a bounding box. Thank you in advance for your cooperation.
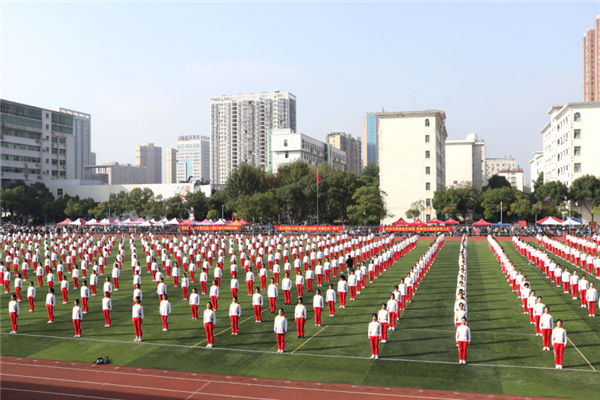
[1,239,599,399]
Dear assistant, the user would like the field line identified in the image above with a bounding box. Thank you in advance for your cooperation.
[568,337,597,371]
[185,380,212,400]
[1,388,122,400]
[399,327,540,337]
[291,325,327,354]
[190,309,265,348]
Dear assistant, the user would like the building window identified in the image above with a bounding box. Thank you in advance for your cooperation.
[284,151,289,159]
[425,151,430,159]
[284,140,288,147]
[574,112,581,121]
[574,129,581,139]
[574,163,581,173]
[425,166,431,174]
[426,198,431,207]
[57,189,63,196]
[425,119,430,127]
[425,135,430,143]
[574,146,581,156]
[426,214,431,221]
[426,182,431,190]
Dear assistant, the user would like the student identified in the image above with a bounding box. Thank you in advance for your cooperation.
[456,316,471,365]
[326,284,337,317]
[90,272,98,296]
[103,277,113,295]
[112,263,120,290]
[281,273,292,305]
[46,288,55,323]
[27,281,36,312]
[172,264,180,287]
[72,267,80,289]
[348,271,357,300]
[387,293,398,331]
[199,269,208,294]
[181,272,189,300]
[295,272,305,298]
[8,294,19,334]
[586,282,597,316]
[252,287,263,322]
[132,296,144,342]
[378,303,389,343]
[209,280,219,311]
[230,274,239,299]
[295,297,307,339]
[540,306,554,350]
[313,288,324,326]
[368,313,381,359]
[60,275,69,304]
[189,287,200,320]
[337,275,348,308]
[14,273,22,302]
[267,278,278,314]
[102,292,112,327]
[551,319,567,369]
[157,278,167,301]
[80,281,89,313]
[274,308,288,353]
[259,265,267,290]
[204,302,216,348]
[579,275,589,308]
[454,302,467,327]
[72,299,82,338]
[306,266,314,292]
[245,267,254,296]
[229,296,241,335]
[533,296,545,336]
[159,294,172,331]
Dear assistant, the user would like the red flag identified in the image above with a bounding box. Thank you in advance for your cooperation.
[317,170,321,184]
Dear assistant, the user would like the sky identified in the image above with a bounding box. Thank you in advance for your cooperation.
[3,1,600,183]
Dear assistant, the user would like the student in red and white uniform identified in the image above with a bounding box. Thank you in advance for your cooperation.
[203,302,216,348]
[570,271,579,300]
[348,271,357,300]
[586,282,597,316]
[533,297,545,336]
[102,292,112,327]
[46,287,55,323]
[313,288,324,326]
[274,308,288,353]
[267,278,278,314]
[90,272,98,296]
[172,264,180,287]
[189,287,200,319]
[27,281,36,312]
[60,275,69,304]
[259,265,267,290]
[72,267,80,289]
[326,284,337,317]
[551,319,567,369]
[295,297,307,338]
[245,267,255,296]
[181,272,189,300]
[456,316,471,364]
[72,299,83,338]
[579,275,589,308]
[160,294,172,331]
[14,273,22,302]
[337,275,348,308]
[272,262,280,284]
[46,270,54,290]
[281,273,292,305]
[132,296,144,342]
[209,280,219,310]
[368,314,381,359]
[8,294,19,334]
[80,281,89,313]
[387,293,398,330]
[315,263,324,287]
[295,272,305,299]
[229,296,241,335]
[252,286,263,322]
[36,264,44,287]
[540,306,554,350]
[199,269,208,294]
[454,302,466,327]
[111,264,120,291]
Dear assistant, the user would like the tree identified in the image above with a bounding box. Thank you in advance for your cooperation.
[347,186,388,225]
[0,186,27,223]
[535,181,569,208]
[570,175,600,221]
[487,175,511,189]
[164,195,188,220]
[406,200,425,220]
[206,209,220,220]
[90,203,109,220]
[144,195,164,220]
[224,163,267,210]
[324,170,358,223]
[237,192,279,222]
[509,197,532,220]
[207,190,227,220]
[275,159,311,187]
[533,172,544,193]
[481,187,521,221]
[432,183,479,221]
[128,188,154,217]
[107,191,131,218]
[185,190,209,221]
[358,164,379,187]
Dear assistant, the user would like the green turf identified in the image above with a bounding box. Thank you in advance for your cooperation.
[1,239,599,399]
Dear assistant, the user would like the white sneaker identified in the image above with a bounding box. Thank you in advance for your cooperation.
[374,355,378,359]
[47,321,53,324]
[370,354,375,359]
[206,344,211,348]
[382,340,387,343]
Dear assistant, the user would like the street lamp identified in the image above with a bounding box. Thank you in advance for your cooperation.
[222,204,225,220]
[500,201,503,224]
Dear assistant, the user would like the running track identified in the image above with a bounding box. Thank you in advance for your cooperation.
[0,356,558,400]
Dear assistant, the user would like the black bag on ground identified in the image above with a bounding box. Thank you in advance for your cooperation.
[94,357,109,365]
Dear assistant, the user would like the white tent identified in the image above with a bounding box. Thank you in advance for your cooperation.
[562,217,582,226]
[139,220,153,227]
[70,218,87,225]
[85,219,99,225]
[541,216,564,225]
[165,218,180,225]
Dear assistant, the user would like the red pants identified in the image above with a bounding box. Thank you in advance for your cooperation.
[162,315,169,330]
[317,275,323,286]
[247,281,253,295]
[349,286,356,299]
[261,276,266,290]
[529,308,535,323]
[581,290,587,306]
[46,304,54,321]
[210,296,218,310]
[327,300,335,315]
[10,312,17,332]
[589,301,597,315]
[296,318,305,337]
[297,284,303,298]
[103,309,111,325]
[201,281,207,294]
[407,287,413,302]
[457,341,468,361]
[62,288,68,303]
[572,285,578,298]
[165,266,171,277]
[114,278,119,289]
[28,296,34,311]
[284,290,291,304]
[389,312,396,328]
[191,305,198,319]
[534,315,542,334]
[73,319,82,336]
[274,273,279,284]
[174,277,179,287]
[82,297,88,313]
[563,282,569,292]
[269,297,276,312]
[380,322,388,341]
[314,307,322,325]
[182,287,188,299]
[230,315,239,334]
[307,279,313,292]
[400,295,406,310]
[37,276,43,286]
[73,278,78,289]
[369,336,380,355]
[254,305,262,321]
[325,270,330,282]
[22,269,27,280]
[553,343,565,366]
[190,271,195,282]
[205,323,214,344]
[339,291,346,306]
[16,287,21,301]
[133,318,143,337]
[276,333,286,351]
[542,328,552,348]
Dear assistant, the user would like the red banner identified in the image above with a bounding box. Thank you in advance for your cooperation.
[180,226,241,231]
[380,226,453,232]
[275,225,343,232]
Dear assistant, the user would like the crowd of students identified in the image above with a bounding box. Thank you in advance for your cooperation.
[455,235,470,364]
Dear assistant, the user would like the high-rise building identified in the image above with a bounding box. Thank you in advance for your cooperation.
[1,99,76,188]
[90,152,97,166]
[166,148,177,184]
[327,132,362,175]
[540,102,600,187]
[210,91,297,186]
[377,110,447,223]
[363,112,378,167]
[270,129,346,173]
[95,162,146,185]
[135,142,162,183]
[52,107,91,179]
[529,151,543,189]
[583,16,600,102]
[445,134,486,189]
[485,157,518,183]
[176,135,210,184]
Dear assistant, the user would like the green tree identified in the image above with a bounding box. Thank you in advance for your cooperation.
[128,188,154,217]
[0,186,27,223]
[509,197,532,220]
[432,183,479,221]
[406,200,425,220]
[185,190,209,221]
[275,159,311,187]
[358,164,379,188]
[164,195,188,220]
[486,175,511,189]
[347,186,388,225]
[206,209,220,220]
[207,190,227,220]
[90,203,109,220]
[533,172,544,193]
[108,191,131,219]
[144,195,164,220]
[570,175,600,221]
[324,170,358,223]
[224,163,267,210]
[481,187,521,221]
[535,181,569,208]
[237,192,279,222]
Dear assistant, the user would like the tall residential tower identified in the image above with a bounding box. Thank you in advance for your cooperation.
[584,15,600,102]
[327,132,362,175]
[176,135,210,183]
[135,142,162,183]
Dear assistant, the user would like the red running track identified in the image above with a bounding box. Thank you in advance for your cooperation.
[0,356,559,400]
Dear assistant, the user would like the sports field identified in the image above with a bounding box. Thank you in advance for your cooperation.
[1,239,599,399]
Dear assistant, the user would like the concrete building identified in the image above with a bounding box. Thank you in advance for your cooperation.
[497,169,526,192]
[1,99,76,188]
[485,157,518,183]
[540,102,600,187]
[52,107,91,180]
[166,148,177,184]
[176,135,210,184]
[445,133,486,189]
[584,15,600,102]
[529,151,544,188]
[93,162,146,185]
[270,129,346,173]
[90,152,97,166]
[377,110,447,224]
[327,132,362,175]
[363,112,378,167]
[210,91,297,186]
[135,142,162,183]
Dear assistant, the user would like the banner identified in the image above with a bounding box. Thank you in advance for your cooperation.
[275,225,344,232]
[180,226,241,232]
[380,226,453,232]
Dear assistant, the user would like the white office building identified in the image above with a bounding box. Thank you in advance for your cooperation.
[270,129,346,173]
[445,133,486,189]
[529,151,543,188]
[485,157,518,183]
[52,107,91,180]
[210,91,297,186]
[497,169,526,192]
[378,110,447,224]
[176,135,209,183]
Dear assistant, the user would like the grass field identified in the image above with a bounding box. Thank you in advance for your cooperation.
[1,238,599,399]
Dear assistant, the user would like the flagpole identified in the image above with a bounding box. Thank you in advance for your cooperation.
[317,173,319,225]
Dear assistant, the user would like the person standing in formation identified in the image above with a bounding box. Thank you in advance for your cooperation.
[181,272,189,300]
[326,284,336,317]
[8,294,19,334]
[456,316,471,365]
[540,306,554,350]
[229,296,241,335]
[46,287,55,323]
[132,296,144,342]
[245,267,254,296]
[252,286,263,322]
[27,281,36,312]
[274,308,288,353]
[60,275,69,304]
[203,302,216,348]
[80,281,89,314]
[14,273,22,302]
[378,303,389,343]
[104,277,113,296]
[102,292,112,327]
[368,314,381,359]
[209,280,219,311]
[551,319,567,369]
[295,297,307,339]
[454,302,466,327]
[295,271,305,298]
[313,288,323,326]
[586,282,597,317]
[267,278,278,314]
[387,294,398,331]
[230,274,239,299]
[189,287,200,320]
[337,275,348,308]
[281,273,292,305]
[160,294,172,331]
[72,299,82,338]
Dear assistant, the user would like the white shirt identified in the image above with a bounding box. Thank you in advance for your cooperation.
[551,327,567,345]
[159,300,172,316]
[132,304,144,319]
[45,293,55,306]
[295,304,307,319]
[102,297,112,310]
[268,284,278,298]
[203,309,215,324]
[274,315,288,334]
[456,325,471,342]
[313,294,324,308]
[72,306,82,320]
[252,293,263,306]
[189,292,200,306]
[229,302,241,317]
[326,289,336,302]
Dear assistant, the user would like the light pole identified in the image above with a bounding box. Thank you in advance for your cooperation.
[222,204,225,220]
[500,201,503,224]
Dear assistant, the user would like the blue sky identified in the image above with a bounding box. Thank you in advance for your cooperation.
[3,2,599,182]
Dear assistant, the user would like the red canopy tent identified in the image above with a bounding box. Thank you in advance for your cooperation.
[426,218,445,224]
[472,219,491,226]
[391,217,409,225]
[57,218,71,226]
[178,219,195,226]
[410,218,426,226]
[445,218,459,224]
[238,219,251,225]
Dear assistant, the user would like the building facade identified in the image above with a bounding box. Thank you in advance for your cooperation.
[210,91,297,186]
[529,150,544,189]
[485,157,518,183]
[363,112,378,167]
[53,107,91,180]
[176,135,209,184]
[166,148,177,184]
[326,132,362,175]
[270,129,346,173]
[540,102,600,187]
[135,142,162,183]
[497,169,526,192]
[377,110,447,224]
[1,99,75,188]
[445,133,486,189]
[584,16,600,102]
